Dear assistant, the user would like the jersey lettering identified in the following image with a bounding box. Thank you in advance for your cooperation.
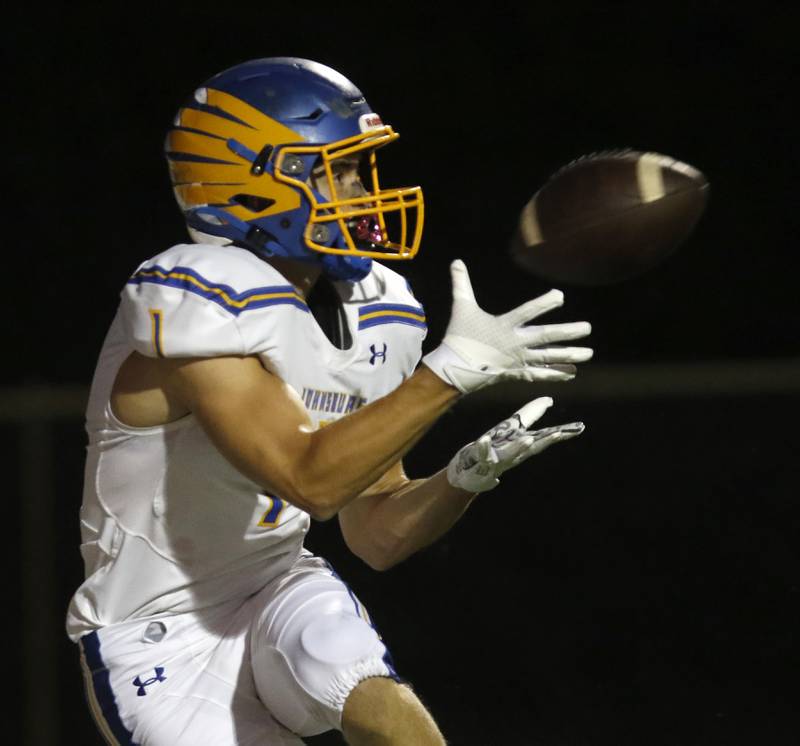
[301,387,367,415]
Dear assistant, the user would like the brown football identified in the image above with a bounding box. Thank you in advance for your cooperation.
[509,150,709,286]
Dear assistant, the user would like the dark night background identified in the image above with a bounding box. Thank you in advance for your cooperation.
[6,3,799,744]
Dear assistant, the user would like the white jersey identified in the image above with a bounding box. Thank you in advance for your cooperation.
[66,243,427,642]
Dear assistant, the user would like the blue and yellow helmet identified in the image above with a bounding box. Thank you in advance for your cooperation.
[165,57,424,280]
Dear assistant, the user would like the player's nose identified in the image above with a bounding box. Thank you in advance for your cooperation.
[339,179,372,213]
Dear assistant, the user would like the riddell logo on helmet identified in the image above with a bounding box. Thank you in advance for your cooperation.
[359,114,384,133]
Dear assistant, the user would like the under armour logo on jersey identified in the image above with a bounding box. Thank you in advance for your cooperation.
[133,667,167,696]
[369,343,388,365]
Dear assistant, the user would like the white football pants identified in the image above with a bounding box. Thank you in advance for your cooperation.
[78,552,398,745]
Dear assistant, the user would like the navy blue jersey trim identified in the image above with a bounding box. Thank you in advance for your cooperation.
[127,264,310,316]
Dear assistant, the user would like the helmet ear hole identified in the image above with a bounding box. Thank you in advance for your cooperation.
[232,194,276,213]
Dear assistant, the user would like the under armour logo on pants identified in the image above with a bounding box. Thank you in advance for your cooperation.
[133,667,167,696]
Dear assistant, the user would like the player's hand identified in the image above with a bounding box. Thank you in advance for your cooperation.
[422,260,592,393]
[446,397,584,493]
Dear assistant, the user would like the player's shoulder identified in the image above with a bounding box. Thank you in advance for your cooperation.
[121,243,307,359]
[343,261,423,307]
[344,261,427,335]
[369,261,420,301]
[128,242,294,308]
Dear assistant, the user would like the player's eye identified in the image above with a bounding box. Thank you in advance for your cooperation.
[332,157,360,178]
[332,165,351,181]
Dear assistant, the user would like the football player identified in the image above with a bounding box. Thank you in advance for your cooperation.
[66,57,593,745]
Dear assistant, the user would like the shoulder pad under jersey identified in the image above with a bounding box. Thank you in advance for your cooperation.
[348,262,428,338]
[120,243,310,358]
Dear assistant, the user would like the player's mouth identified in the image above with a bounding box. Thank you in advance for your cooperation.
[349,215,385,245]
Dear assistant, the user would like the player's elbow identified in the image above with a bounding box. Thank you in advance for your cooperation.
[280,480,349,522]
[283,487,340,522]
[349,545,395,572]
[359,544,412,572]
[363,551,404,572]
[344,528,409,572]
[276,449,361,521]
[306,502,340,522]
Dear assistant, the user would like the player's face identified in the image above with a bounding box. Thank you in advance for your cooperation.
[309,156,367,207]
[308,154,387,247]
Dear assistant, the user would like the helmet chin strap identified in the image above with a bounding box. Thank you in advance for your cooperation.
[318,217,373,281]
[320,253,372,282]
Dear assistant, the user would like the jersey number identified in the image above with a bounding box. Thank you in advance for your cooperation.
[258,496,285,528]
[149,308,165,357]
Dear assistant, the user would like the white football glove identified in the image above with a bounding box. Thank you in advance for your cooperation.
[422,259,593,393]
[447,397,584,493]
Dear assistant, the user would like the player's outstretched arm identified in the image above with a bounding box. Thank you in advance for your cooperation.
[339,397,582,569]
[165,355,459,521]
[423,259,593,392]
[160,259,591,522]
